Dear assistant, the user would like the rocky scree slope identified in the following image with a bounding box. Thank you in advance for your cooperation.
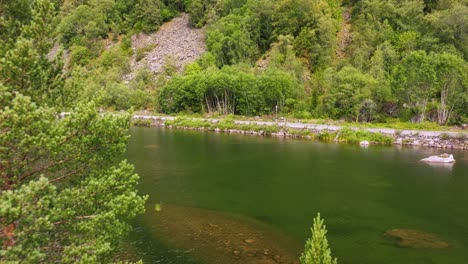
[124,14,206,80]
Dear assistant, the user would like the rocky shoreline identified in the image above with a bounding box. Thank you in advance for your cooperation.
[132,115,468,150]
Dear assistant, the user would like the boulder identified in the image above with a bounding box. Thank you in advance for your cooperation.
[420,154,455,163]
[360,141,370,146]
[384,229,449,249]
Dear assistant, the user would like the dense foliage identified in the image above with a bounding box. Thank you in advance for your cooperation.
[0,0,146,262]
[2,0,466,123]
[1,0,466,261]
[168,0,467,125]
[158,65,302,115]
[15,0,464,125]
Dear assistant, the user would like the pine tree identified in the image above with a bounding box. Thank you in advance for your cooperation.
[0,1,147,262]
[300,213,338,264]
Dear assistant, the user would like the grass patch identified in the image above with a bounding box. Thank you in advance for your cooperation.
[335,127,393,145]
[318,131,336,142]
[132,118,153,127]
[165,117,281,134]
[165,117,212,128]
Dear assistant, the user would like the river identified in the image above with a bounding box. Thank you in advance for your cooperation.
[124,127,468,264]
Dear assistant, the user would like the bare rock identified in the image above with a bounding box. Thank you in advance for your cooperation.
[384,229,449,249]
[244,239,255,244]
[124,14,206,81]
[421,154,455,163]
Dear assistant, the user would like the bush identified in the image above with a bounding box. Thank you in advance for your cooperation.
[100,47,131,74]
[69,45,92,66]
[318,131,336,141]
[135,44,156,62]
[101,84,133,110]
[130,89,152,109]
[336,127,393,144]
[132,118,153,127]
[294,111,312,119]
[121,35,133,55]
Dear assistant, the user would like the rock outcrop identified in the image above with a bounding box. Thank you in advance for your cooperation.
[384,229,449,249]
[420,154,455,163]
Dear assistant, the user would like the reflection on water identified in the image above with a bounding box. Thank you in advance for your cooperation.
[125,127,468,264]
[423,162,454,173]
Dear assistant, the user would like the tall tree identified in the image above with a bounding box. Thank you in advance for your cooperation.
[206,13,259,66]
[425,4,468,59]
[391,50,437,122]
[0,0,69,108]
[318,66,376,121]
[0,0,147,262]
[433,52,467,124]
[294,0,339,70]
[0,96,146,263]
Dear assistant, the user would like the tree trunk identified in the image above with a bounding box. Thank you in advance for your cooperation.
[418,98,428,123]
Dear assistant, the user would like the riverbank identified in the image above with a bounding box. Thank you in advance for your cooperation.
[132,115,468,150]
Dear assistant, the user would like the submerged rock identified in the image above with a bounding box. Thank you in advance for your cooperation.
[384,229,449,249]
[150,205,300,264]
[420,153,455,163]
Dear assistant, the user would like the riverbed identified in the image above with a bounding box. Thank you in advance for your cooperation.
[124,127,468,263]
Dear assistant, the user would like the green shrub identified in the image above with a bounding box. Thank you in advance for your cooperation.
[300,213,338,264]
[135,44,156,62]
[130,89,153,109]
[69,45,92,66]
[161,8,175,22]
[100,47,131,74]
[121,35,133,55]
[217,117,236,129]
[101,84,133,110]
[336,127,393,144]
[132,118,153,127]
[318,131,335,141]
[288,129,313,137]
[294,110,313,119]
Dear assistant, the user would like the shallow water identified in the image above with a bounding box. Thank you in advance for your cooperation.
[125,127,468,264]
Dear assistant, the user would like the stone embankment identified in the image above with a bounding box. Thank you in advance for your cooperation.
[133,115,468,150]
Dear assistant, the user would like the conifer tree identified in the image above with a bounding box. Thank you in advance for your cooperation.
[0,1,147,262]
[300,213,338,264]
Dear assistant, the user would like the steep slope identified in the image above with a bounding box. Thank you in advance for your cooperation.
[334,7,352,62]
[124,14,206,80]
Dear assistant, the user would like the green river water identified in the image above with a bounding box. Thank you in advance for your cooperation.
[124,127,468,264]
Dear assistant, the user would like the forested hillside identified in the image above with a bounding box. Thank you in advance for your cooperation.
[1,0,467,126]
[0,0,467,262]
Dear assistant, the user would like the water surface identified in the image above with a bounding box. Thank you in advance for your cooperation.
[125,127,468,264]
